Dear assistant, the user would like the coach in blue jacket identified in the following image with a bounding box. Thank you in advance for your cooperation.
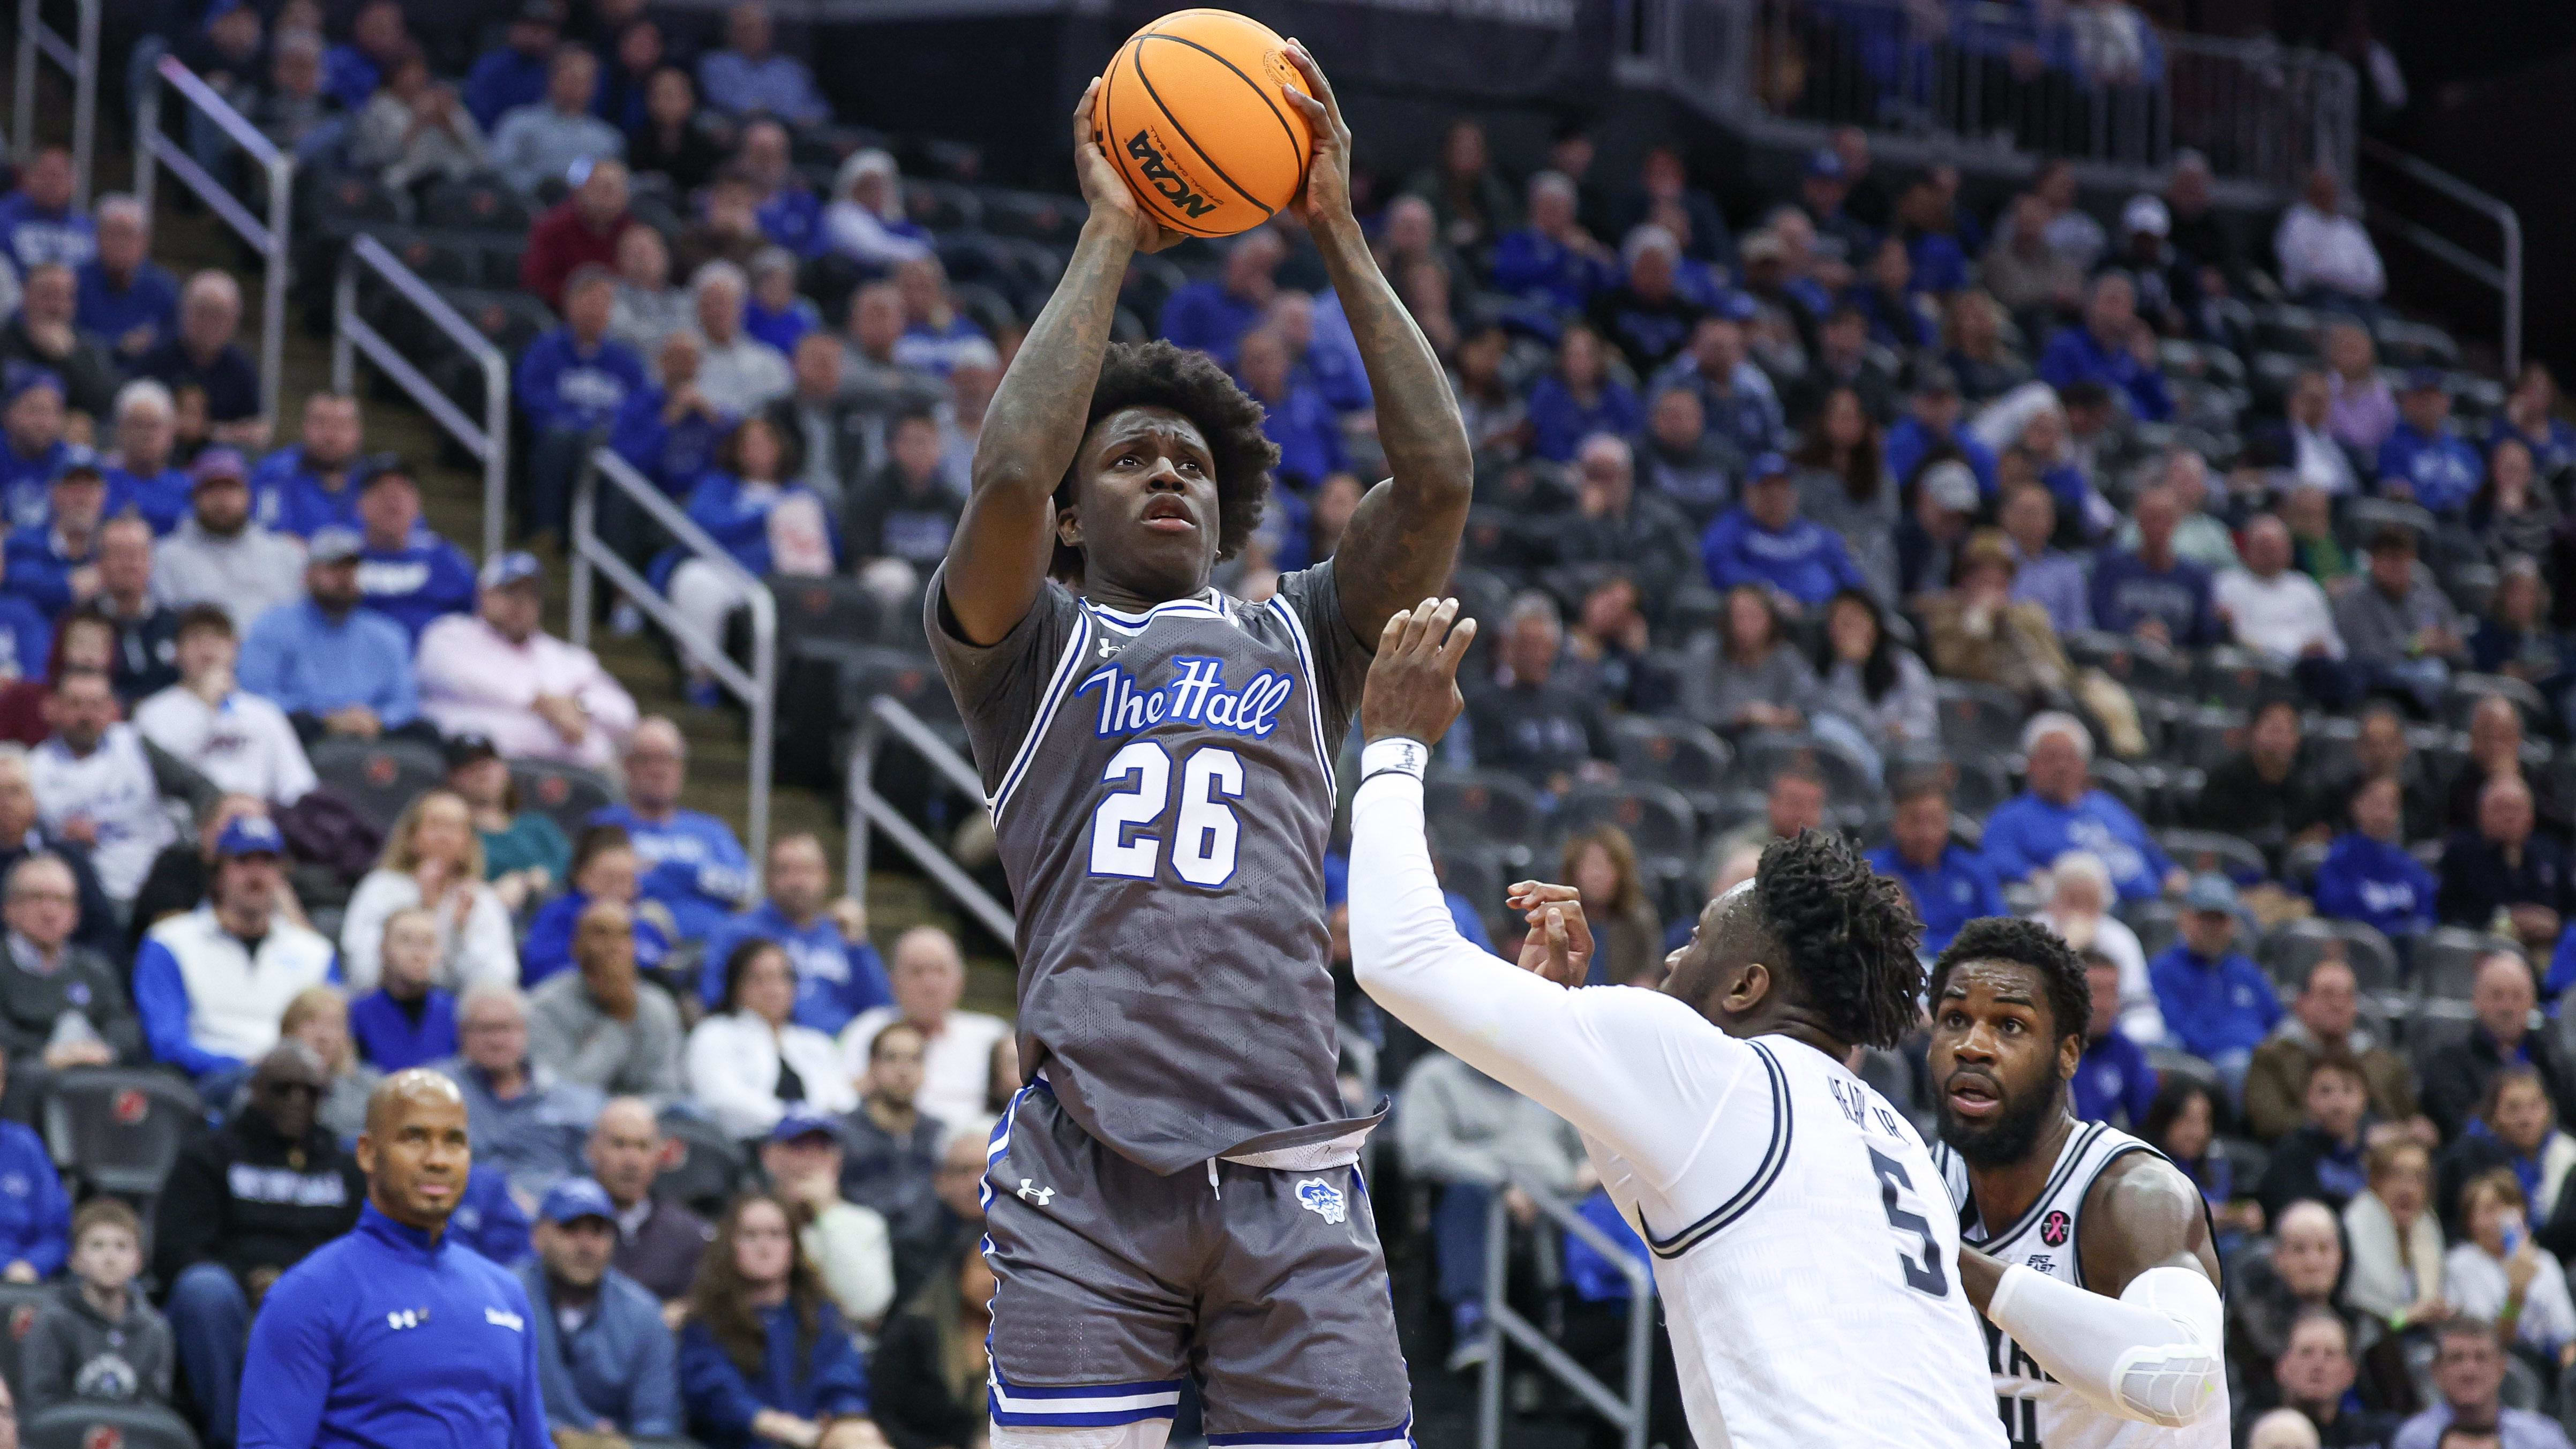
[239,1069,552,1449]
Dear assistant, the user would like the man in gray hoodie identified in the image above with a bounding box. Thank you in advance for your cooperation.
[21,1197,174,1417]
[149,449,306,633]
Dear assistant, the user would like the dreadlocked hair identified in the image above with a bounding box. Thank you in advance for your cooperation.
[1929,916,2090,1050]
[1753,829,1923,1049]
[1051,339,1278,581]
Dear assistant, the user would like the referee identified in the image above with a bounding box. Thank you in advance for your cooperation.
[239,1069,551,1449]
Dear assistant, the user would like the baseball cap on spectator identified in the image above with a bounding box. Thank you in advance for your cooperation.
[3,365,62,406]
[190,447,250,489]
[769,1108,842,1146]
[55,459,103,486]
[1715,291,1759,322]
[1805,148,1846,181]
[538,1178,616,1226]
[2182,873,2238,914]
[1748,452,1792,483]
[216,815,286,860]
[2121,195,2171,238]
[443,733,501,770]
[1911,363,1961,398]
[2401,366,2446,394]
[479,551,543,591]
[1921,460,1980,514]
[306,527,364,565]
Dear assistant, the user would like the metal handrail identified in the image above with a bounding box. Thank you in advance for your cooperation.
[1476,1176,1656,1449]
[333,235,510,560]
[132,54,290,420]
[845,693,1016,944]
[2359,136,2523,377]
[12,0,97,208]
[568,448,774,883]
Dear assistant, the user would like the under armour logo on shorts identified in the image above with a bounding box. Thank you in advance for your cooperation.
[1295,1177,1347,1225]
[1018,1178,1056,1206]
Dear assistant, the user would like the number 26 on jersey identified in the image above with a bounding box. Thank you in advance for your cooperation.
[1090,741,1245,887]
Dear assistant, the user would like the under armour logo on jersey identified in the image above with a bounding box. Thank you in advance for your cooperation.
[485,1307,525,1332]
[386,1307,431,1331]
[1017,1179,1056,1206]
[2039,1210,2072,1247]
[1295,1177,1348,1225]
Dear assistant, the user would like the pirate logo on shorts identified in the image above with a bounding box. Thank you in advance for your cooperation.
[2039,1209,2072,1248]
[1294,1177,1348,1225]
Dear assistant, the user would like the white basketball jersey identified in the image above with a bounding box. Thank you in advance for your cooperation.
[1593,1035,2006,1449]
[1931,1123,2230,1449]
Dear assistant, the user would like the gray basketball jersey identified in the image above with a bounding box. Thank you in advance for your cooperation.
[928,561,1377,1175]
[1931,1123,2229,1449]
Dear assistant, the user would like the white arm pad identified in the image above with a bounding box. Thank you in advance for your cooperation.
[1986,1263,2225,1428]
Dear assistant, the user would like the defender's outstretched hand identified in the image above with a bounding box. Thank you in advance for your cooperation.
[1362,597,1475,747]
[1072,77,1186,254]
[1279,40,1354,230]
[1507,881,1596,987]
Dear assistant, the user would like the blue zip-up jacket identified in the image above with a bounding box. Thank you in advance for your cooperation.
[348,987,460,1072]
[0,439,67,531]
[1883,416,1999,498]
[358,529,479,642]
[2088,548,2218,647]
[0,1121,67,1277]
[1156,281,1265,368]
[520,889,672,988]
[608,384,732,497]
[673,474,842,581]
[450,1167,532,1269]
[2313,832,2437,942]
[239,1202,553,1449]
[1527,374,1644,463]
[514,328,650,437]
[757,187,826,259]
[519,1258,681,1436]
[2375,421,2482,517]
[587,805,752,943]
[238,599,420,726]
[2148,943,2282,1062]
[1867,842,2006,955]
[1251,378,1350,490]
[1489,229,1613,313]
[697,901,893,1038]
[1,525,91,618]
[104,463,189,534]
[1980,789,2175,902]
[678,1302,868,1449]
[1699,506,1868,607]
[2038,324,2174,421]
[745,297,820,359]
[73,258,178,355]
[2072,1029,2159,1129]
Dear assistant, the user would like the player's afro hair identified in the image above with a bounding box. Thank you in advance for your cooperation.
[1053,340,1278,580]
[1753,829,1924,1050]
[1929,916,2091,1049]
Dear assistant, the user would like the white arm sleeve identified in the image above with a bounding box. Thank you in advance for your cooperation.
[1347,769,1758,1192]
[1987,1263,2226,1428]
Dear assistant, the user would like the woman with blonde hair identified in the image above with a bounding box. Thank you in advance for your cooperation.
[278,985,377,1142]
[337,789,518,993]
[1557,825,1664,987]
[2341,1137,2447,1330]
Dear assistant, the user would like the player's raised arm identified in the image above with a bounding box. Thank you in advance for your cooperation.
[1959,1152,2226,1429]
[942,79,1185,645]
[1346,599,1738,1188]
[1278,44,1473,641]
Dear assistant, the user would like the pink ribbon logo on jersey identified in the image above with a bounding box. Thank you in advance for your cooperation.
[2039,1209,2072,1247]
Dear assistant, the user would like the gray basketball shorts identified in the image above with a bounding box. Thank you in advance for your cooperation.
[979,1079,1413,1445]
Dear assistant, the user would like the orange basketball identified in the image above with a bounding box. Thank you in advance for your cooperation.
[1093,10,1315,239]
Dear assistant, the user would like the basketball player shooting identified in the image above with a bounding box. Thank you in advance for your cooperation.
[927,38,1469,1449]
[1345,599,2008,1448]
[1927,918,2229,1447]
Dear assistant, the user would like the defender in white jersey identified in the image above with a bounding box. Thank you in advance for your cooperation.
[1926,918,2230,1449]
[1345,602,2006,1449]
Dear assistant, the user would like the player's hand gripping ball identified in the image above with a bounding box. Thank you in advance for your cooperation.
[1091,10,1315,239]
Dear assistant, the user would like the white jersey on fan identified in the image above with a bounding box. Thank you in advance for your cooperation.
[1932,1123,2231,1449]
[1348,770,2004,1448]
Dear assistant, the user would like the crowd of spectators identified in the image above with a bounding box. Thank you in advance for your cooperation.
[7,0,2564,1444]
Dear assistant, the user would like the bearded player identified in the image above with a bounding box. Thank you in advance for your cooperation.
[928,40,1469,1449]
[1927,917,2230,1447]
[1347,599,2006,1448]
